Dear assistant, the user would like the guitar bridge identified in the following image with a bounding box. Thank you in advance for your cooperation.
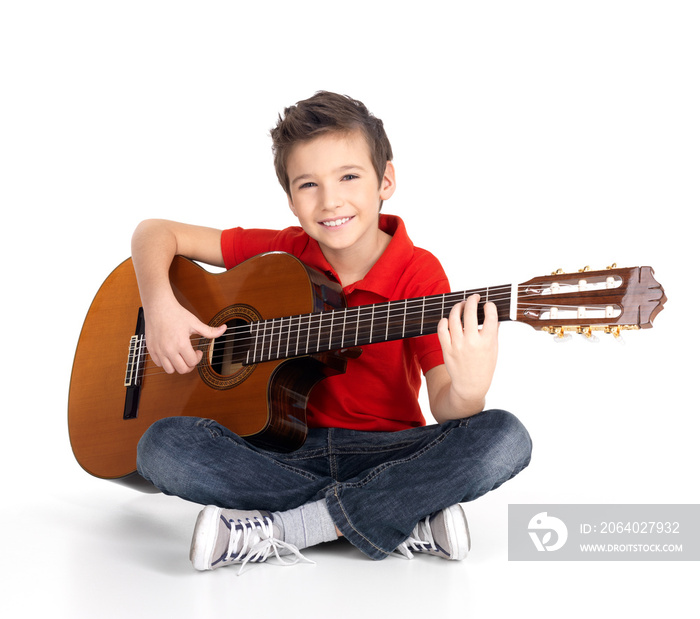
[123,308,146,419]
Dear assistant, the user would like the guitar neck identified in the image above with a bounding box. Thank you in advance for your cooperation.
[244,285,513,365]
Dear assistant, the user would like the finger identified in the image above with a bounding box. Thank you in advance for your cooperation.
[448,300,467,337]
[180,322,227,371]
[198,322,227,339]
[481,301,499,335]
[437,316,451,350]
[149,349,163,369]
[160,356,176,375]
[178,341,203,371]
[460,294,481,335]
[190,321,227,342]
[178,350,204,374]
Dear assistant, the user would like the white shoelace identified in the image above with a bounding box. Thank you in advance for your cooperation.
[394,515,436,560]
[228,516,314,575]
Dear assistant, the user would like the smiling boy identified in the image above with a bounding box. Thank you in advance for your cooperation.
[133,91,532,570]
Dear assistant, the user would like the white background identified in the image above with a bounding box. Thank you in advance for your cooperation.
[1,1,698,617]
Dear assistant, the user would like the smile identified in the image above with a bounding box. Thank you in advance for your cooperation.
[320,217,353,228]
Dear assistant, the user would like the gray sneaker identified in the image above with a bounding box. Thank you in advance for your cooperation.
[190,505,312,573]
[395,504,471,560]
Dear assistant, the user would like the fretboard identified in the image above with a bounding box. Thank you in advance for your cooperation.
[238,287,512,365]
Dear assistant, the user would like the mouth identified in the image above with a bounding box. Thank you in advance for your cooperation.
[320,216,353,228]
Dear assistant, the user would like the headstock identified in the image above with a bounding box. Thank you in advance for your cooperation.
[516,264,666,339]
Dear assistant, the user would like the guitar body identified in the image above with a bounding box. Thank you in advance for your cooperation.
[68,253,346,485]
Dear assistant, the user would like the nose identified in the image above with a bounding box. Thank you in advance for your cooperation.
[320,185,343,210]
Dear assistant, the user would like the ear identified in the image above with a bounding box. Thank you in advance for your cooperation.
[379,161,396,201]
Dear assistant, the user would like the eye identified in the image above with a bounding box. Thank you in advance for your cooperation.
[298,181,316,189]
[341,174,358,181]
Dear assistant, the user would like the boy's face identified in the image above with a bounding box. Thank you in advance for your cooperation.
[286,130,395,262]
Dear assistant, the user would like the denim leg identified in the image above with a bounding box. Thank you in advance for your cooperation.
[136,417,334,511]
[137,410,531,561]
[324,409,532,560]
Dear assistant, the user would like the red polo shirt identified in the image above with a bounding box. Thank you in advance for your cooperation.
[220,214,449,431]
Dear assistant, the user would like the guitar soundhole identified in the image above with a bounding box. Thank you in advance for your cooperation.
[210,318,248,376]
[198,304,260,390]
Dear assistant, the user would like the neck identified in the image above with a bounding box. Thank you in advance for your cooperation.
[238,284,513,365]
[320,229,392,287]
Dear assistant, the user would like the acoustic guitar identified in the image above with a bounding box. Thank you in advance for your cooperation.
[68,253,665,489]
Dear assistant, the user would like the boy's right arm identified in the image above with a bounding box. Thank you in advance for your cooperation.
[131,219,227,374]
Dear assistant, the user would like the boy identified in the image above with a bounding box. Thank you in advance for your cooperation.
[133,91,531,571]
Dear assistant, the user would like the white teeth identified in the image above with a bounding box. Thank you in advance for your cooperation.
[321,217,351,227]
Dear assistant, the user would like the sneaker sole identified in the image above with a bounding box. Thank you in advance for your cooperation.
[190,505,223,571]
[444,504,471,561]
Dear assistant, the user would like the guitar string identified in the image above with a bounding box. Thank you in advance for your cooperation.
[136,283,617,371]
[194,301,608,365]
[137,285,537,369]
[191,282,613,352]
[129,283,621,378]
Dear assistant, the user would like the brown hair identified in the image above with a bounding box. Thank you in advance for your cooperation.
[270,91,393,196]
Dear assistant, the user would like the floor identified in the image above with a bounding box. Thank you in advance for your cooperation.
[7,471,696,619]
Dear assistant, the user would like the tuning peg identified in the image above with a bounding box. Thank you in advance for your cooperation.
[608,326,626,345]
[578,266,591,273]
[580,327,600,343]
[552,328,572,343]
[551,268,565,276]
[606,263,617,270]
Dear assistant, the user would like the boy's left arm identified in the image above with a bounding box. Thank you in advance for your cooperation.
[426,294,499,423]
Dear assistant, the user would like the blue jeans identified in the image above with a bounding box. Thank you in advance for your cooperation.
[137,409,532,560]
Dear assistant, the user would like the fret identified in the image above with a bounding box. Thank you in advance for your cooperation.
[250,322,259,363]
[289,316,301,357]
[254,321,261,363]
[341,308,347,348]
[298,315,304,356]
[274,318,281,361]
[269,319,275,360]
[284,316,291,359]
[328,310,335,350]
[385,301,391,341]
[247,322,253,364]
[316,313,323,352]
[369,305,375,343]
[267,319,273,362]
[354,306,360,346]
[282,317,288,358]
[264,319,271,362]
[427,293,446,332]
[420,297,425,335]
[402,299,407,338]
[266,318,271,362]
[257,320,264,363]
[280,317,286,359]
[372,302,389,343]
[279,317,286,359]
[269,318,276,362]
